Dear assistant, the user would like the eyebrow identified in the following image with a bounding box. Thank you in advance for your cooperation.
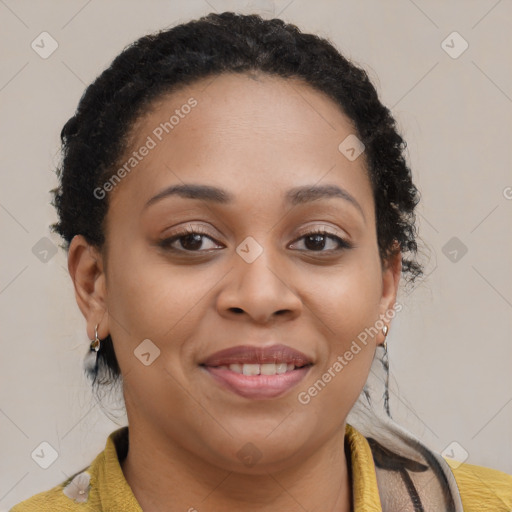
[144,183,365,221]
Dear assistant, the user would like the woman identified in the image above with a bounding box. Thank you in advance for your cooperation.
[10,11,511,512]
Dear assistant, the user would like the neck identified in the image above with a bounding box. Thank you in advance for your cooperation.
[121,424,352,512]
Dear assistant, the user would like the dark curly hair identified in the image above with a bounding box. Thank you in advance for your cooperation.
[50,11,423,390]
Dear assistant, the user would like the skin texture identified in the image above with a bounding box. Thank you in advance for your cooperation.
[68,72,401,512]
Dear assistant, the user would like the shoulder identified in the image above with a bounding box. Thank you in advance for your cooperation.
[9,462,101,511]
[447,459,512,511]
[9,482,72,512]
[9,427,130,512]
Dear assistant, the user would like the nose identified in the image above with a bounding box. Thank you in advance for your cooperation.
[216,241,302,325]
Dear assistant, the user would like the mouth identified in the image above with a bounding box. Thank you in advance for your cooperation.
[200,344,313,399]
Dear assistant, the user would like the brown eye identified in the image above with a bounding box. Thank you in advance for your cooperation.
[290,229,353,252]
[158,226,223,252]
[157,226,353,255]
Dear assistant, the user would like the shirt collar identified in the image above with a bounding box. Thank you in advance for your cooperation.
[91,426,142,512]
[345,423,383,511]
[92,423,382,511]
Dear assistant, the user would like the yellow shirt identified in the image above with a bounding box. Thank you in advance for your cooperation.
[9,424,512,511]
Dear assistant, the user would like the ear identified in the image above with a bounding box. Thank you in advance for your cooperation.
[67,235,110,341]
[377,244,402,346]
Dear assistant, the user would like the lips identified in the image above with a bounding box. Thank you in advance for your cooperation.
[201,344,313,367]
[200,344,313,399]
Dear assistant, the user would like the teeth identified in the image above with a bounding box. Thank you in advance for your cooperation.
[242,364,260,376]
[229,363,242,373]
[227,363,297,375]
[276,363,288,374]
[261,363,277,375]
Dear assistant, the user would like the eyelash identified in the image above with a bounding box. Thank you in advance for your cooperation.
[158,225,354,254]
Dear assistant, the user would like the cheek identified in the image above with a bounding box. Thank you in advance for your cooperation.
[301,252,383,396]
[298,271,380,427]
[107,242,170,321]
[306,254,383,341]
[105,241,222,357]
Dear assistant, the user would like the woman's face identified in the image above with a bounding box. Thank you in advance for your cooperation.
[70,72,400,472]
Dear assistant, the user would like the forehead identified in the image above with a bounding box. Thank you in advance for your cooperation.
[107,72,374,221]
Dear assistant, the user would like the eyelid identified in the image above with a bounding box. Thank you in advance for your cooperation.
[160,223,346,242]
[158,224,222,248]
[293,224,347,240]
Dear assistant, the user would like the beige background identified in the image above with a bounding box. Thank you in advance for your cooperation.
[1,0,511,509]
